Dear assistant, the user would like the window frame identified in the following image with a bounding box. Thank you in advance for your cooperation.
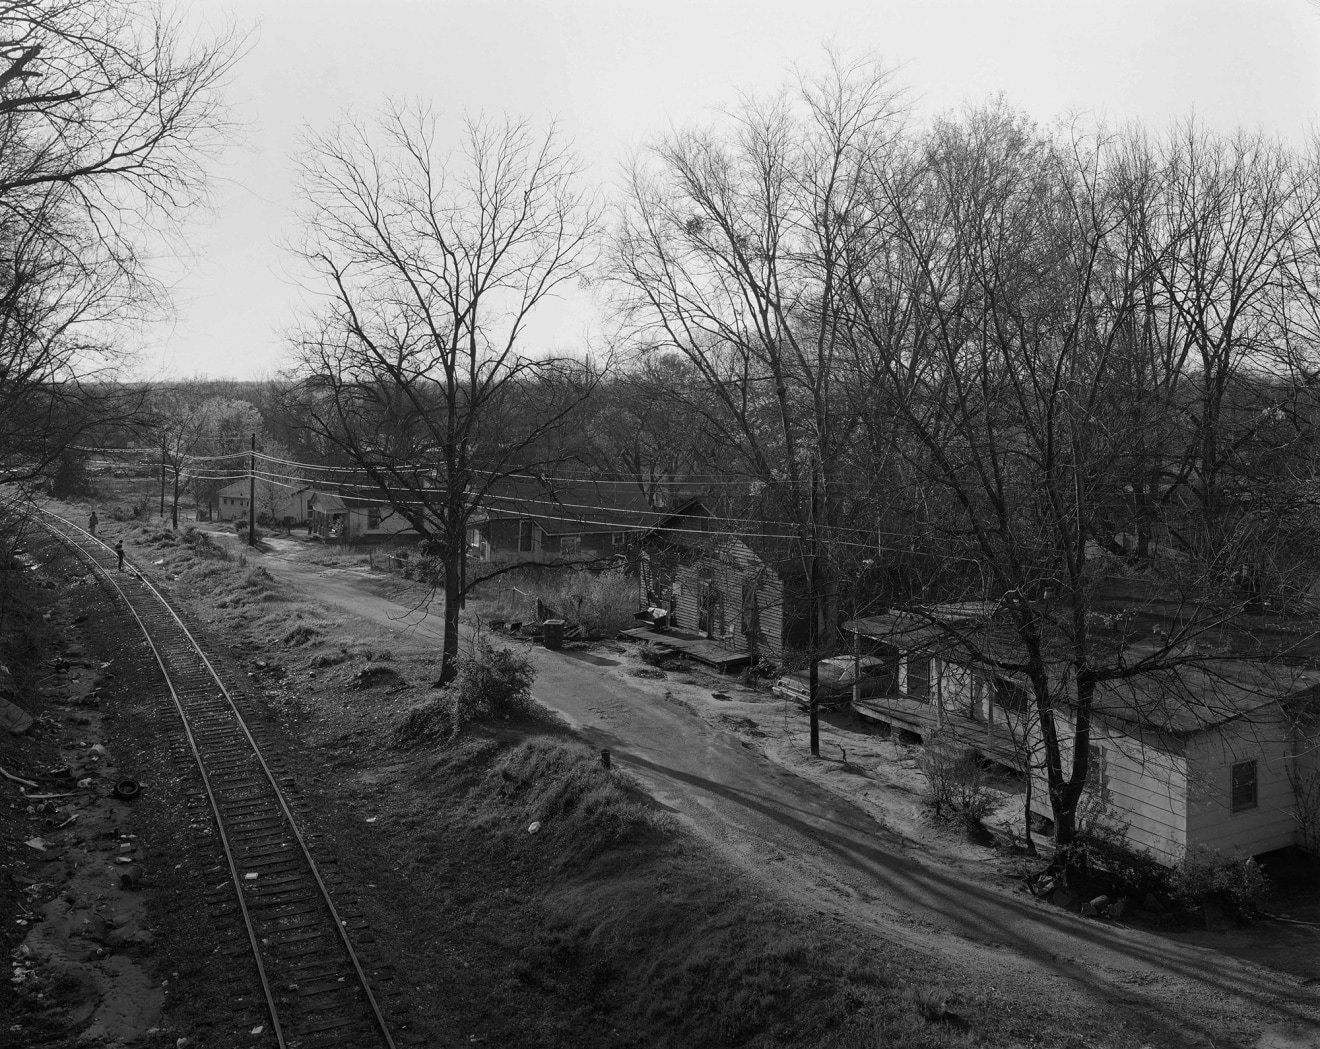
[905,655,930,701]
[1230,759,1258,814]
[993,676,1029,716]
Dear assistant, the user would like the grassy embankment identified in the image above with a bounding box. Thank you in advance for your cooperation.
[104,522,1143,1049]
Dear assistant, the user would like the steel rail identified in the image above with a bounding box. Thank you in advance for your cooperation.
[38,508,399,1049]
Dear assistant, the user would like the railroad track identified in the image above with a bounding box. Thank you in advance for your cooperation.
[40,509,402,1049]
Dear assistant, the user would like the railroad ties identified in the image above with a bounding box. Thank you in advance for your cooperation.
[41,510,403,1049]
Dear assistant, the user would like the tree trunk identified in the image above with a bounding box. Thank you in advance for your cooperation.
[436,513,463,687]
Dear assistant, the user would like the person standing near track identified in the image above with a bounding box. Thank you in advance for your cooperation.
[88,510,98,536]
[114,540,124,572]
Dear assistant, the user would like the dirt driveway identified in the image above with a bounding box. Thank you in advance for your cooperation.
[214,533,1320,1049]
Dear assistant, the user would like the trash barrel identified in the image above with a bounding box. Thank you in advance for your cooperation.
[542,619,565,650]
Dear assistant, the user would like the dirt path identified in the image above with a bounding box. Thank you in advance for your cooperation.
[220,534,1320,1049]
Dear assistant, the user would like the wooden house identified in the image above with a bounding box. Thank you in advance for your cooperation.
[216,479,312,526]
[307,490,418,544]
[466,480,695,566]
[846,606,1320,864]
[663,531,810,661]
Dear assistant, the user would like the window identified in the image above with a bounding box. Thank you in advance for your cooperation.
[367,507,381,530]
[560,535,581,556]
[519,519,536,553]
[993,677,1029,715]
[1230,760,1258,813]
[611,531,626,547]
[905,656,930,700]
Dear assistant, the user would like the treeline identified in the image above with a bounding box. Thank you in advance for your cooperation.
[10,34,1320,858]
[0,1,241,494]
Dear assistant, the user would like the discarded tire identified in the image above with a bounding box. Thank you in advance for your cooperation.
[112,779,141,801]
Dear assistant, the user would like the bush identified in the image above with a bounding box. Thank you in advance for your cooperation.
[1168,848,1270,918]
[181,527,230,560]
[392,640,536,748]
[456,640,536,720]
[920,733,996,828]
[234,519,262,543]
[401,552,443,584]
[1067,822,1168,901]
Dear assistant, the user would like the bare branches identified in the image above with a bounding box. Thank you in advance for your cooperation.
[288,103,601,683]
[0,0,245,490]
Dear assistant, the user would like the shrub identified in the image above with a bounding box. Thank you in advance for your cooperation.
[1067,821,1167,900]
[919,733,996,828]
[234,519,263,543]
[456,640,536,719]
[181,527,230,560]
[1168,848,1270,917]
[392,640,537,747]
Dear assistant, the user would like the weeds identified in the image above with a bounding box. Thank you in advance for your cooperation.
[281,624,323,647]
[919,732,996,829]
[638,642,677,669]
[491,739,673,857]
[472,566,637,638]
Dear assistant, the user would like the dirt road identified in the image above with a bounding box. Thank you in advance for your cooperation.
[236,537,1320,1049]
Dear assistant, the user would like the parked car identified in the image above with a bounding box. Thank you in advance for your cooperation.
[771,655,895,710]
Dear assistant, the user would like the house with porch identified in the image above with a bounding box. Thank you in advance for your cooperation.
[845,600,1320,864]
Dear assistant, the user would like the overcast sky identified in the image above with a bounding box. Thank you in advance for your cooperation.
[147,0,1320,380]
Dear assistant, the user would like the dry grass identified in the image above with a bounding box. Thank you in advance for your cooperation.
[128,531,1158,1049]
[469,565,638,638]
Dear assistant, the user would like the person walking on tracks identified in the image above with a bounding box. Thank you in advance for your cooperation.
[114,540,124,572]
[88,511,98,536]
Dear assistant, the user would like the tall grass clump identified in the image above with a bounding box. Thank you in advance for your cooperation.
[491,739,673,859]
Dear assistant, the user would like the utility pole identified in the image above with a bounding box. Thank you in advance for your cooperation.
[808,458,821,758]
[159,435,166,520]
[248,433,256,548]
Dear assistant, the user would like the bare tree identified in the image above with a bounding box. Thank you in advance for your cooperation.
[570,352,721,509]
[841,103,1320,864]
[288,103,600,684]
[152,390,261,527]
[611,50,907,754]
[0,0,244,491]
